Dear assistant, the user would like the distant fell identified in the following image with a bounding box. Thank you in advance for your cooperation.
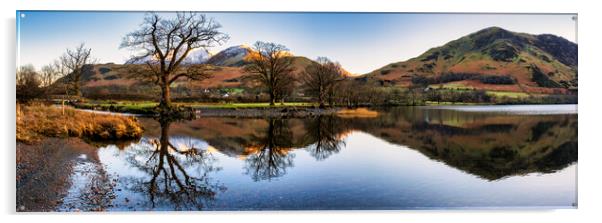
[364,27,577,94]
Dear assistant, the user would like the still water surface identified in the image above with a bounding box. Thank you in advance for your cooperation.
[62,105,578,210]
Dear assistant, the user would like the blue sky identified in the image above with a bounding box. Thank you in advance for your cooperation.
[17,11,576,74]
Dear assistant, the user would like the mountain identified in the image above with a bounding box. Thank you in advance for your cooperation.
[363,27,577,94]
[52,28,577,99]
[52,44,321,98]
[183,48,212,64]
[181,52,318,89]
[205,45,318,70]
[206,45,253,67]
[130,48,212,65]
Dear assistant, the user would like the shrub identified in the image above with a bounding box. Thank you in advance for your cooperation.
[411,76,436,86]
[380,69,391,75]
[439,72,476,83]
[98,67,112,74]
[412,72,516,86]
[530,65,562,88]
[478,75,516,85]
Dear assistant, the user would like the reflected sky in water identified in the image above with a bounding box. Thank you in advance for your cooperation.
[90,105,577,210]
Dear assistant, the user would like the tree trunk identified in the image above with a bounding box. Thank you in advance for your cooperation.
[269,91,275,106]
[74,73,81,97]
[160,83,172,109]
[74,85,81,97]
[318,94,325,109]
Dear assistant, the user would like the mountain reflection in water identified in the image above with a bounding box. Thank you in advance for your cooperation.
[96,105,576,210]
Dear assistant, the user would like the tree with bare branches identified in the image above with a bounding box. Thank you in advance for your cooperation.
[244,41,295,106]
[59,43,95,97]
[301,57,344,108]
[120,12,229,111]
[16,65,43,102]
[40,63,59,88]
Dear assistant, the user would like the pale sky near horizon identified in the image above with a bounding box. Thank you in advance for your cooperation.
[17,11,576,74]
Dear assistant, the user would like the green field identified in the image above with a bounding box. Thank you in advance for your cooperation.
[425,101,481,105]
[485,91,531,99]
[429,82,475,90]
[74,101,158,114]
[186,102,317,109]
[428,82,533,99]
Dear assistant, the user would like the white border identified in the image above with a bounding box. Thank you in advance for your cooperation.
[2,0,601,223]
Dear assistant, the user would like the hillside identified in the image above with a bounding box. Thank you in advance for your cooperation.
[52,45,320,99]
[52,27,578,100]
[363,27,577,95]
[206,45,253,67]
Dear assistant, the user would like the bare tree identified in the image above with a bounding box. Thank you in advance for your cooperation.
[40,64,59,88]
[48,59,71,96]
[244,41,295,106]
[120,12,228,111]
[53,59,69,77]
[16,65,43,102]
[336,78,359,107]
[301,57,344,108]
[16,65,36,86]
[59,43,95,97]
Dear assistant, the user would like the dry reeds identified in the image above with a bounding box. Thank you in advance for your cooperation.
[17,103,143,143]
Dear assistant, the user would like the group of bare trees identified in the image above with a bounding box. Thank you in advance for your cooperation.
[243,42,349,107]
[16,65,44,102]
[16,60,68,102]
[17,11,358,108]
[16,43,96,102]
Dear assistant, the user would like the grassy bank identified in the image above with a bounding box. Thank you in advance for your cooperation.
[17,104,143,143]
[73,101,318,114]
[71,95,577,116]
[189,102,316,109]
[73,101,157,115]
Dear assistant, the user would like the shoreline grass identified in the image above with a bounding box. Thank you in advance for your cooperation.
[17,104,143,143]
[336,108,379,118]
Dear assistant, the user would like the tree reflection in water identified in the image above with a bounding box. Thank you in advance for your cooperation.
[303,115,346,161]
[241,116,349,181]
[243,118,295,181]
[124,107,577,189]
[217,110,577,182]
[124,117,225,210]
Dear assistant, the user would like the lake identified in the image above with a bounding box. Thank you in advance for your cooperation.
[56,105,578,211]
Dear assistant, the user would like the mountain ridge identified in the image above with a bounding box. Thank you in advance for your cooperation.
[361,27,577,94]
